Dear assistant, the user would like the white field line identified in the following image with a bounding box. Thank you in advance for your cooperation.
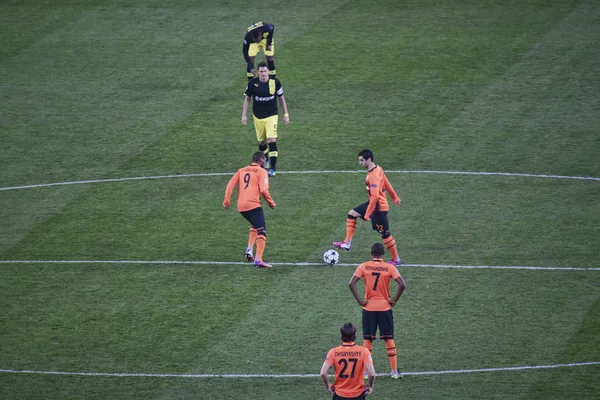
[1,169,599,192]
[0,260,599,271]
[0,361,598,379]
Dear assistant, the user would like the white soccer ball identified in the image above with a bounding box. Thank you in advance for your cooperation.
[323,249,340,266]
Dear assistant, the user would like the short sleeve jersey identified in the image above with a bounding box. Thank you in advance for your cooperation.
[245,78,283,119]
[353,258,401,311]
[243,22,274,47]
[324,343,372,398]
[223,163,275,212]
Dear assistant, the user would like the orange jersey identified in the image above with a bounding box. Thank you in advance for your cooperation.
[324,342,372,398]
[364,165,400,221]
[223,163,275,212]
[353,258,402,311]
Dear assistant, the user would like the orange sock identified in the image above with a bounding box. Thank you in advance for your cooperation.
[385,339,398,371]
[383,235,400,261]
[343,217,357,243]
[255,235,266,260]
[248,228,258,249]
[363,339,373,353]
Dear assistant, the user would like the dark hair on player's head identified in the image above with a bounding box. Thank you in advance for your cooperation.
[358,149,374,162]
[257,60,268,70]
[371,242,385,257]
[340,322,357,342]
[252,151,266,163]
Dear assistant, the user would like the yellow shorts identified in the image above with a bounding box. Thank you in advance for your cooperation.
[248,39,275,58]
[253,115,278,142]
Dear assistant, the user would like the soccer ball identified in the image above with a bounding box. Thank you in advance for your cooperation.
[323,249,340,266]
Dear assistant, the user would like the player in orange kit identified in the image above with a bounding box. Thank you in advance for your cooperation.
[332,149,403,266]
[223,152,276,268]
[349,243,406,379]
[320,322,376,399]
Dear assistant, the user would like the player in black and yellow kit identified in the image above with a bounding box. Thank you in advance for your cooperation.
[242,62,290,177]
[243,22,276,80]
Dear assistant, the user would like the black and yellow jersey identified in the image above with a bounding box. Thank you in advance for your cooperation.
[245,78,283,119]
[242,22,274,64]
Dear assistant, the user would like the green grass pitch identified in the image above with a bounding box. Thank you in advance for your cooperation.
[1,0,599,399]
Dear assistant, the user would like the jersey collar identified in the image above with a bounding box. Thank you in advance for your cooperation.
[367,164,378,173]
